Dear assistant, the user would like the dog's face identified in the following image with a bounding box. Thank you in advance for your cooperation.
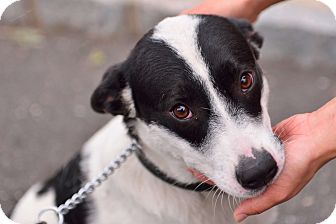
[91,15,284,198]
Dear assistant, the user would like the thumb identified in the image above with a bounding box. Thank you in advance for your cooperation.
[233,189,286,222]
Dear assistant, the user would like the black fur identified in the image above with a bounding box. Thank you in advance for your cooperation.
[197,16,263,118]
[13,15,270,224]
[37,153,89,224]
[91,15,264,146]
[126,38,212,146]
[228,18,263,59]
[91,64,128,115]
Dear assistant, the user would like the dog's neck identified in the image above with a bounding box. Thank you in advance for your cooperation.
[137,133,198,185]
[82,116,235,224]
[126,118,198,185]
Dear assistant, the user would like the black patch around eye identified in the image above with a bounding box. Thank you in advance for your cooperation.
[196,16,263,118]
[125,38,211,147]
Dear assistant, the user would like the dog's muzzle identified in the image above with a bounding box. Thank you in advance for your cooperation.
[235,149,278,190]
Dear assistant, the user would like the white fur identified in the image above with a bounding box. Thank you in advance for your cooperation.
[12,116,279,224]
[151,16,284,198]
[11,184,57,223]
[121,85,136,118]
[152,16,231,120]
[12,15,284,223]
[82,116,232,224]
[261,76,272,130]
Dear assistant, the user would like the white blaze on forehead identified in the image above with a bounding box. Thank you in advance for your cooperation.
[151,15,228,117]
[152,15,209,82]
[149,16,284,198]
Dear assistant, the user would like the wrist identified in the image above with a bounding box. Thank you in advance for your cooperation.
[253,0,284,11]
[240,0,263,19]
[309,99,336,164]
[246,0,266,15]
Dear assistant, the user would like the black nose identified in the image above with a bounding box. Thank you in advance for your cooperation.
[235,149,278,190]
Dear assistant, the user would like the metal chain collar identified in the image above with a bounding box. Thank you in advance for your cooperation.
[37,139,140,224]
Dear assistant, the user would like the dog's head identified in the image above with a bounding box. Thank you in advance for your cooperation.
[91,15,284,198]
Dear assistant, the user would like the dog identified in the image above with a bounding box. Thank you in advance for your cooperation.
[11,15,284,224]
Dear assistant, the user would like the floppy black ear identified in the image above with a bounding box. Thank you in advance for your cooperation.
[228,18,264,59]
[91,64,129,115]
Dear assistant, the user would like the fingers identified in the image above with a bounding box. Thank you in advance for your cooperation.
[180,0,258,23]
[272,116,293,136]
[233,188,288,222]
[272,114,306,141]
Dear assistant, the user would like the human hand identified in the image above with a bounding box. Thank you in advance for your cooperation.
[182,0,260,22]
[234,98,336,222]
[182,0,285,23]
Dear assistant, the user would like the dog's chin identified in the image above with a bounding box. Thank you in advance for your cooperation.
[221,166,284,199]
[214,182,267,199]
[240,187,266,199]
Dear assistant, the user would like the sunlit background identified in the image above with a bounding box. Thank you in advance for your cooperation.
[0,0,336,223]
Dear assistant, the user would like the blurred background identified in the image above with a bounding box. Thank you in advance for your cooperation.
[0,0,335,223]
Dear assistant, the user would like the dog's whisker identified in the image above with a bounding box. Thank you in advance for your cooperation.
[208,187,216,200]
[282,135,297,144]
[286,140,299,146]
[192,172,207,179]
[212,188,220,207]
[12,14,288,224]
[192,178,211,192]
[281,137,300,148]
[200,107,212,112]
[220,191,225,211]
[211,188,219,216]
[273,125,283,137]
[274,117,295,137]
[277,127,287,140]
[284,140,298,146]
[230,195,234,213]
[213,189,222,217]
[233,196,239,208]
[278,117,308,141]
[235,196,239,208]
[205,186,216,200]
[227,194,233,213]
[232,195,236,208]
[283,137,298,144]
[232,196,236,213]
[238,197,242,205]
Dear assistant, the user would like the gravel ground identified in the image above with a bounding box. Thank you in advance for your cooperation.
[0,23,335,224]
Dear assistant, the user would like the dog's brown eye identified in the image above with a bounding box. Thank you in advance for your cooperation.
[240,72,254,92]
[171,104,192,120]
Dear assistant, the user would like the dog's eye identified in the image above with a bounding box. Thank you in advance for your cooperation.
[171,104,192,120]
[240,72,254,92]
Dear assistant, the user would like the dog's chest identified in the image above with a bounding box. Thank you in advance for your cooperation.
[88,164,232,224]
[93,191,232,224]
[82,117,233,224]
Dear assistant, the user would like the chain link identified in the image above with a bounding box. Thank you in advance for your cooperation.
[37,139,140,224]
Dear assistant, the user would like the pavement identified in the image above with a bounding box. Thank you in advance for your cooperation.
[0,0,336,223]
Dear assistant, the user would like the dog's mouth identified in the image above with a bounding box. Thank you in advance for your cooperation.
[188,168,215,185]
[187,164,278,198]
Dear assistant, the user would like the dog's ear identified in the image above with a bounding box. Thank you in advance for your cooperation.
[91,64,131,116]
[228,18,263,59]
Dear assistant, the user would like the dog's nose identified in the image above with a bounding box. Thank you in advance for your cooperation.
[235,149,278,190]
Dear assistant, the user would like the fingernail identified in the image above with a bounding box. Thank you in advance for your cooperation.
[236,213,248,223]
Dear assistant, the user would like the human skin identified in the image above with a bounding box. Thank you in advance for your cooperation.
[182,0,285,22]
[182,0,336,222]
[234,98,336,222]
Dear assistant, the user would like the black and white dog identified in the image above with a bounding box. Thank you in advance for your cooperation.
[11,15,284,224]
